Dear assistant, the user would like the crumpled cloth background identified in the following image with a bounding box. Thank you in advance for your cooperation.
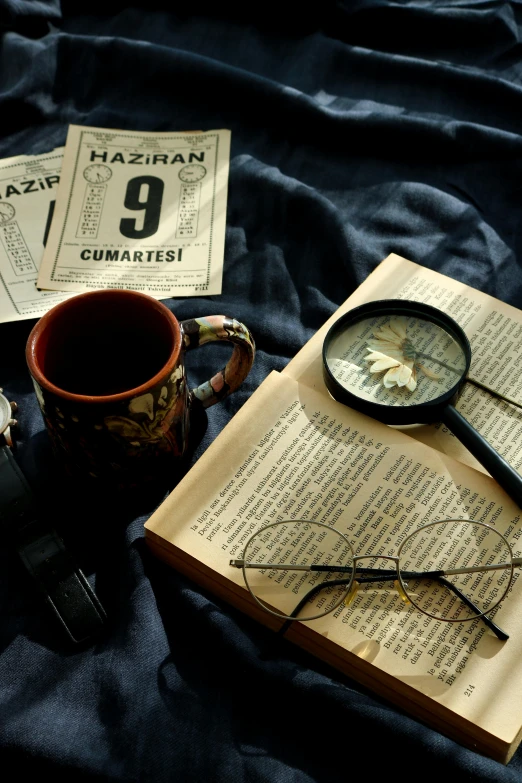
[2,1,522,779]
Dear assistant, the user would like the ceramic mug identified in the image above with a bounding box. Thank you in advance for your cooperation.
[26,290,255,488]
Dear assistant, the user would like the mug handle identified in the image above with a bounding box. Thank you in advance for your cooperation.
[180,316,255,409]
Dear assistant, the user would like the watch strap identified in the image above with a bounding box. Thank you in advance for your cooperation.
[17,520,107,645]
[0,443,33,524]
[0,444,107,644]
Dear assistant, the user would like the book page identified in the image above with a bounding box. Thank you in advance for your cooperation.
[37,125,230,297]
[284,253,522,476]
[145,370,522,758]
[0,148,75,323]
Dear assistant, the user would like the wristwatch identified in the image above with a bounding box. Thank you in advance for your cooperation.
[0,387,107,645]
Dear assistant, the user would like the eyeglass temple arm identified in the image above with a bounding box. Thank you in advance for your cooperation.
[279,577,354,637]
[435,575,509,641]
[358,569,510,640]
[278,570,509,641]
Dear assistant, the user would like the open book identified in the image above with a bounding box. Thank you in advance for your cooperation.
[145,253,522,764]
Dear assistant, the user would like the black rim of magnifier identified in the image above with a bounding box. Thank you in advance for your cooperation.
[322,299,472,426]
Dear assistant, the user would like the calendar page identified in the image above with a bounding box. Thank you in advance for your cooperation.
[37,125,231,298]
[0,147,76,323]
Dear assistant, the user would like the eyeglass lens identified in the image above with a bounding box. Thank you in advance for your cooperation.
[398,519,512,622]
[242,520,354,621]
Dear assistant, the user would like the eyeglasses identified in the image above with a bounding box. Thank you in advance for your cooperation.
[230,518,522,641]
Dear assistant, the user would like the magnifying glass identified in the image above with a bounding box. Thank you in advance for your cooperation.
[323,299,522,509]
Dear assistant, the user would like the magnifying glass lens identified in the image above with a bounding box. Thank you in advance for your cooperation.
[325,312,467,408]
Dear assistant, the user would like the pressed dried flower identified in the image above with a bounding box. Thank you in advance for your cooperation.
[365,317,439,392]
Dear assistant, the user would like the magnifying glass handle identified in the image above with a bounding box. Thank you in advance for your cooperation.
[442,406,522,509]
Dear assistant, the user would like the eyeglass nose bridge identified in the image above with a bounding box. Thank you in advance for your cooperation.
[352,554,400,570]
[344,555,409,607]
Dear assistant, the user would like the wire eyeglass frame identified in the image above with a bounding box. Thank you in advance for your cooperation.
[230,518,522,641]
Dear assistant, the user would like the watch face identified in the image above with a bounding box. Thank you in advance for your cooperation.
[0,392,11,434]
[179,164,206,183]
[0,202,16,225]
[83,164,113,184]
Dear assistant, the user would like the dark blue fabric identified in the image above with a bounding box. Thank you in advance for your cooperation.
[2,0,522,779]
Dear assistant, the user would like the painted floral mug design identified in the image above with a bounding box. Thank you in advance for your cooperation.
[26,290,255,488]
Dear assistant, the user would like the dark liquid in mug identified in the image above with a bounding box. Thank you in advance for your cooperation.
[45,327,173,396]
